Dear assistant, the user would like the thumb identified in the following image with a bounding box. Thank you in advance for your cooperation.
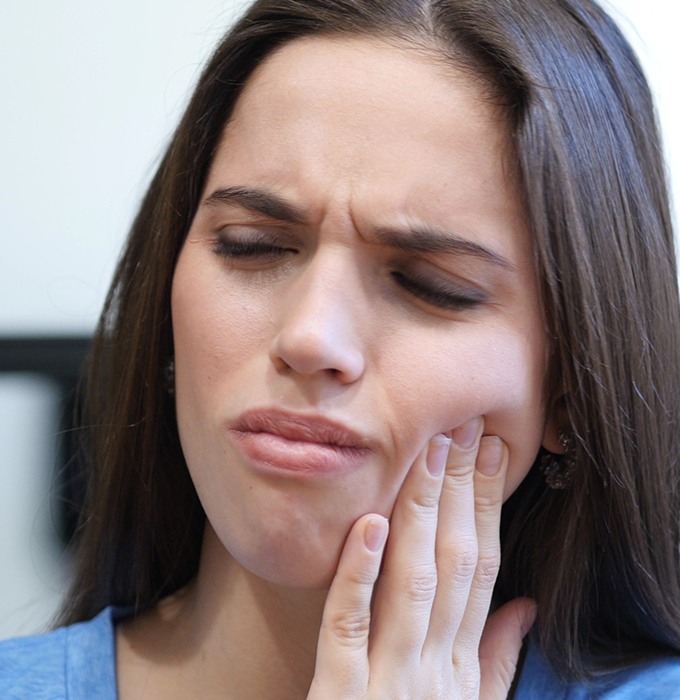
[478,597,536,699]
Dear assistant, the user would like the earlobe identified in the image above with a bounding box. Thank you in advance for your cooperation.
[540,394,577,490]
[541,393,570,454]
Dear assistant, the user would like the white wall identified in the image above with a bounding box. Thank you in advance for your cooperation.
[0,0,678,334]
[606,0,680,225]
[0,0,250,335]
[0,0,678,639]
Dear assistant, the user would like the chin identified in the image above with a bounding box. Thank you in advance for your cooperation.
[206,518,345,591]
[252,561,337,590]
[240,535,343,590]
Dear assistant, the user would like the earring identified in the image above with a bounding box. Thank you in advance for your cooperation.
[540,429,576,490]
[164,357,175,395]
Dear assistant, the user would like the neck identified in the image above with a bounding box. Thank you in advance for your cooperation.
[117,526,328,700]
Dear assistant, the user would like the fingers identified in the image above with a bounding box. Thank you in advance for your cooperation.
[369,436,451,662]
[452,436,509,662]
[420,426,509,698]
[312,420,514,698]
[479,598,537,699]
[424,418,485,649]
[311,514,388,697]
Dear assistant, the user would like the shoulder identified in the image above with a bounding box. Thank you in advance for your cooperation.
[590,656,680,699]
[0,607,119,700]
[0,624,68,699]
[516,639,680,699]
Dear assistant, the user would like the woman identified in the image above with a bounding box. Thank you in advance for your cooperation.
[2,0,680,697]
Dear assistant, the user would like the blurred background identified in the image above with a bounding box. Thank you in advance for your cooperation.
[1,0,678,640]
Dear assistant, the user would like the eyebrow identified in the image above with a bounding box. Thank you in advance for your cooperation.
[203,186,307,224]
[373,226,515,271]
[203,185,514,270]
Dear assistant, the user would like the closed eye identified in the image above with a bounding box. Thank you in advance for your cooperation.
[211,229,298,262]
[391,271,487,310]
[213,239,290,259]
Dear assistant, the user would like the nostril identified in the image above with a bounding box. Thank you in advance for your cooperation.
[269,326,365,383]
[267,268,367,382]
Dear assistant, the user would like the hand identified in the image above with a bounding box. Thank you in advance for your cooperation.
[307,418,536,699]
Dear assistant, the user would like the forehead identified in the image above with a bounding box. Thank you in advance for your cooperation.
[226,35,508,165]
[205,36,526,265]
[238,34,490,113]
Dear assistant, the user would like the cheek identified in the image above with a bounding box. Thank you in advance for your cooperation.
[171,253,272,404]
[381,326,547,497]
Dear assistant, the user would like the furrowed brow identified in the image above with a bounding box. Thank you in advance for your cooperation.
[203,186,307,224]
[374,225,515,271]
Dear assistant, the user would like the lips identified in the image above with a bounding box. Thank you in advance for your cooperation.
[229,408,371,476]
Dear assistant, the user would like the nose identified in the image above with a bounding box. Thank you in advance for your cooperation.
[269,251,366,384]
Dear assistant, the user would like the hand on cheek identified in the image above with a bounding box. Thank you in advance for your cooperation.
[309,418,536,699]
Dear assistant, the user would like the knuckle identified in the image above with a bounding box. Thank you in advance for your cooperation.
[437,537,478,586]
[444,464,475,488]
[400,564,439,603]
[407,489,440,516]
[415,679,448,700]
[460,673,481,699]
[475,551,501,589]
[344,566,379,588]
[322,609,370,647]
[474,491,502,516]
[455,660,481,699]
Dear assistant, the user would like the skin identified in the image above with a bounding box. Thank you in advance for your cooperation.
[117,37,560,699]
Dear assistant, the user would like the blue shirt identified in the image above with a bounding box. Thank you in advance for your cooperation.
[1,607,680,698]
[0,607,118,699]
[516,640,680,698]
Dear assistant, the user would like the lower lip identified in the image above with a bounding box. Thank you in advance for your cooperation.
[229,430,369,477]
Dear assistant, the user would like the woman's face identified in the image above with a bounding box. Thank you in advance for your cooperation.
[172,37,555,588]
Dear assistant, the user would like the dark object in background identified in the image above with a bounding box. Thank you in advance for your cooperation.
[0,335,90,547]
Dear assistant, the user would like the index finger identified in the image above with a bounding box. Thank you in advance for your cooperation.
[311,513,389,697]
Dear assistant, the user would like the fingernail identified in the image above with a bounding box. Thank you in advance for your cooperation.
[364,516,388,552]
[476,436,505,476]
[451,417,483,450]
[426,434,451,477]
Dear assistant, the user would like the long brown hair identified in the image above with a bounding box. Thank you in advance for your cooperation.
[59,0,680,680]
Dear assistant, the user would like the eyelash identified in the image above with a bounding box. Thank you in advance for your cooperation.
[391,271,486,310]
[211,235,485,311]
[211,236,295,261]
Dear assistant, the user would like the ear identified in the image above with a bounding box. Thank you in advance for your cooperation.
[542,393,569,454]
